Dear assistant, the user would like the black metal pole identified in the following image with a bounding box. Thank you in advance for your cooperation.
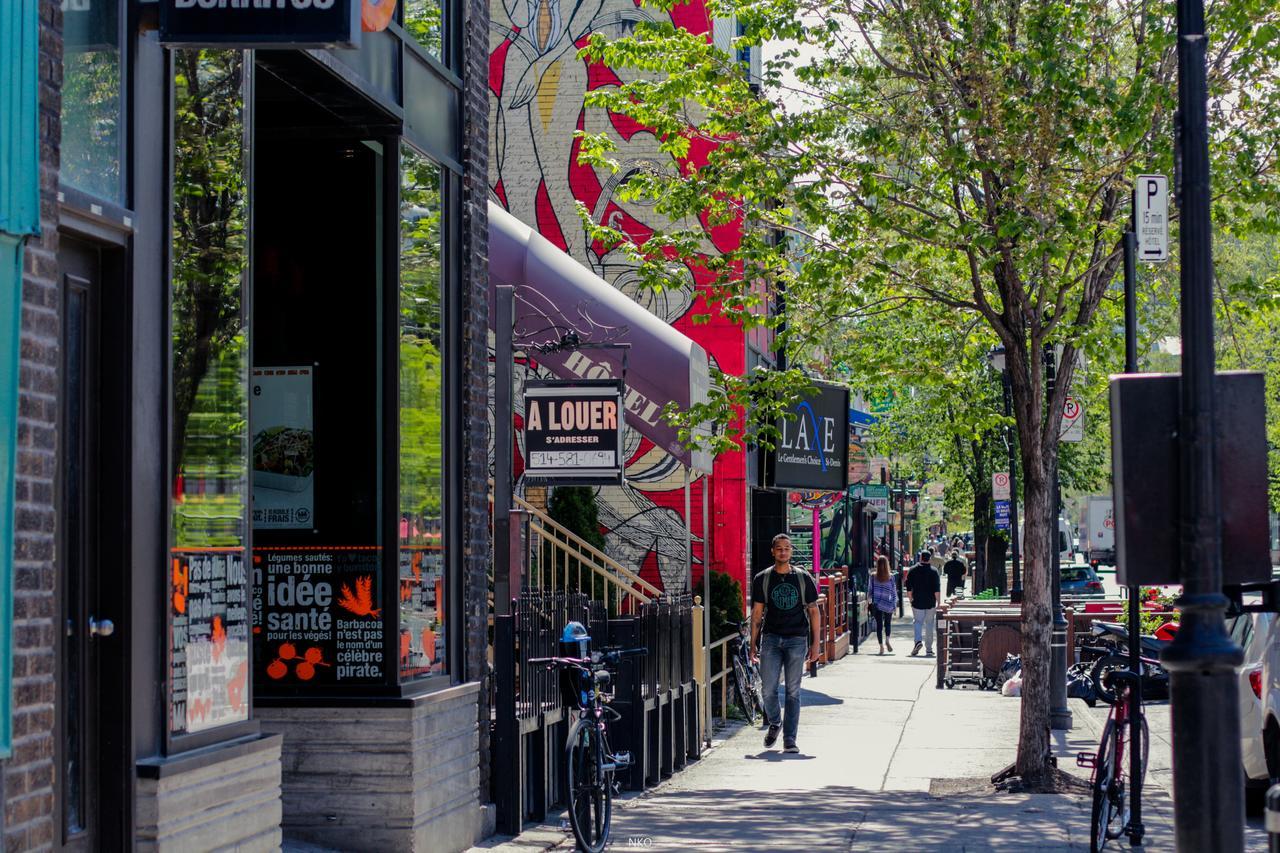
[1003,370,1022,603]
[1161,1,1244,849]
[1122,222,1146,845]
[494,285,514,615]
[1046,346,1071,729]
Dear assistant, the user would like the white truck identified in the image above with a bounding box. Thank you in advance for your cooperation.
[1083,496,1116,567]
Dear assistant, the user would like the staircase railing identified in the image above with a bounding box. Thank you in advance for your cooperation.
[511,492,663,613]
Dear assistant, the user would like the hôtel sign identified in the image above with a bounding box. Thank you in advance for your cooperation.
[523,380,625,485]
[160,0,362,48]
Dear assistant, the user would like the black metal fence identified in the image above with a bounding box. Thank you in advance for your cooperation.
[492,589,700,834]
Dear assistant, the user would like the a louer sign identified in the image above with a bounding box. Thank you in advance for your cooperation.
[770,382,850,492]
[160,0,360,48]
[523,380,625,485]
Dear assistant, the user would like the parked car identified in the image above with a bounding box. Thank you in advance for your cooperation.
[1252,611,1280,809]
[1060,563,1104,594]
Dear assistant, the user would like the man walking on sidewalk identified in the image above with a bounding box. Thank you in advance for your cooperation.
[750,534,820,754]
[905,551,941,657]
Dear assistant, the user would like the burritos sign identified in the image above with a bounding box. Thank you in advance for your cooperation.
[160,0,359,48]
[523,380,625,484]
[770,382,850,492]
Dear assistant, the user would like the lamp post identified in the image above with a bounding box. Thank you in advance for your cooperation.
[1162,0,1244,847]
[986,346,1022,602]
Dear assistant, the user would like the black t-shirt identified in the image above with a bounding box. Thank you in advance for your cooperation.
[905,563,941,610]
[751,567,820,638]
[944,559,966,585]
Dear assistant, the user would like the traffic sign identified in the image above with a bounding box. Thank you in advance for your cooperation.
[1061,396,1084,442]
[1134,175,1169,263]
[992,472,1011,501]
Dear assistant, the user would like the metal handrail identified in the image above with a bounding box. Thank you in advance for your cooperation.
[515,493,663,598]
[527,521,652,611]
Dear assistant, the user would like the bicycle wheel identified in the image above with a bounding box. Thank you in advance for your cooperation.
[1090,654,1133,706]
[746,663,765,722]
[1091,721,1118,853]
[732,656,758,725]
[566,720,612,853]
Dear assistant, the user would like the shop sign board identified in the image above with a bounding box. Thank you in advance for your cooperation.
[523,380,625,484]
[159,0,360,48]
[995,499,1012,531]
[992,472,1011,501]
[771,382,850,492]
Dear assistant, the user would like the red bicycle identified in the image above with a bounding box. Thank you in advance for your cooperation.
[1078,660,1151,851]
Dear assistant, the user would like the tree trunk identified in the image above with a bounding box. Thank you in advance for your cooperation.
[1007,345,1056,782]
[972,487,991,593]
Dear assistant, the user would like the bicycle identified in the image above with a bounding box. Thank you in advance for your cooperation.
[528,645,646,853]
[725,620,764,725]
[1077,659,1151,852]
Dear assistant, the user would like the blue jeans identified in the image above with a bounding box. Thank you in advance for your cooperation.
[758,633,807,743]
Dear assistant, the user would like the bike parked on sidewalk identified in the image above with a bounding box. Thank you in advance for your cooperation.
[726,619,764,725]
[529,628,646,853]
[1078,659,1150,851]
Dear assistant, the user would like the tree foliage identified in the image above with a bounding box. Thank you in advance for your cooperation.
[576,0,1280,779]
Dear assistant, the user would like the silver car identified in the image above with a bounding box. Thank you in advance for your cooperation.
[1237,611,1274,794]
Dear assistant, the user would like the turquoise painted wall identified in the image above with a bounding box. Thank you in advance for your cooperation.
[0,0,42,759]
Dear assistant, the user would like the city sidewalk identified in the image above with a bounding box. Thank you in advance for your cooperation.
[472,643,1270,851]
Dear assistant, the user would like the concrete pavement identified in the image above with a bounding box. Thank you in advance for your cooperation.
[473,644,1269,851]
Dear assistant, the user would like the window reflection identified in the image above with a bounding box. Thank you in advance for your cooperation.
[62,0,123,202]
[169,50,251,735]
[403,0,444,60]
[398,144,446,681]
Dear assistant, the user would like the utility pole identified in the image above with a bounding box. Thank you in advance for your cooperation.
[1122,217,1146,846]
[1162,0,1245,848]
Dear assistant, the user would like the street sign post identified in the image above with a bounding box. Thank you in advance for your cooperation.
[1061,396,1084,442]
[1134,175,1170,263]
[992,472,1011,501]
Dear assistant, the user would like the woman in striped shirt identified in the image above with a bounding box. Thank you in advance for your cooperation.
[870,555,898,655]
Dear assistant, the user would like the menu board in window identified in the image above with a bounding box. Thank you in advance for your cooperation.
[170,550,251,734]
[251,366,316,531]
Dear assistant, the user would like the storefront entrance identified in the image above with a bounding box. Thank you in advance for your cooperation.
[58,235,130,849]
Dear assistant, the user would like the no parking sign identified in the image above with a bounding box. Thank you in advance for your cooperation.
[1061,396,1084,442]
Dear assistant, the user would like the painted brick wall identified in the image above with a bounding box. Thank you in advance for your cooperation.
[3,0,61,849]
[487,0,750,596]
[461,0,494,801]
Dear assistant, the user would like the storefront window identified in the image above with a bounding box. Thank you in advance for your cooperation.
[398,144,446,681]
[168,50,251,736]
[403,0,444,61]
[61,0,123,204]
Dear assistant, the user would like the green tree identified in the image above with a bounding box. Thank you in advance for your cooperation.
[577,0,1280,781]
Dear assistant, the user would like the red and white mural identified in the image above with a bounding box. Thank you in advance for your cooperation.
[488,0,748,594]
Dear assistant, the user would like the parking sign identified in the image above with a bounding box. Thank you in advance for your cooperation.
[1134,175,1169,263]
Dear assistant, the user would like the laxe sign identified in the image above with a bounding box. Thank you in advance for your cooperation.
[523,380,625,485]
[160,0,360,48]
[770,382,850,492]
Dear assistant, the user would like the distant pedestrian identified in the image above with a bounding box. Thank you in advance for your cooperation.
[869,555,897,655]
[750,533,820,754]
[905,551,941,657]
[943,550,967,597]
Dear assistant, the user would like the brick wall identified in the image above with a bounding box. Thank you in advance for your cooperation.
[461,0,493,801]
[4,0,61,850]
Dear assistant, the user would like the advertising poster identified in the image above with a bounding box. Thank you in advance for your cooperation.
[850,483,890,541]
[251,367,315,530]
[252,546,385,686]
[170,550,250,735]
[399,542,446,679]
